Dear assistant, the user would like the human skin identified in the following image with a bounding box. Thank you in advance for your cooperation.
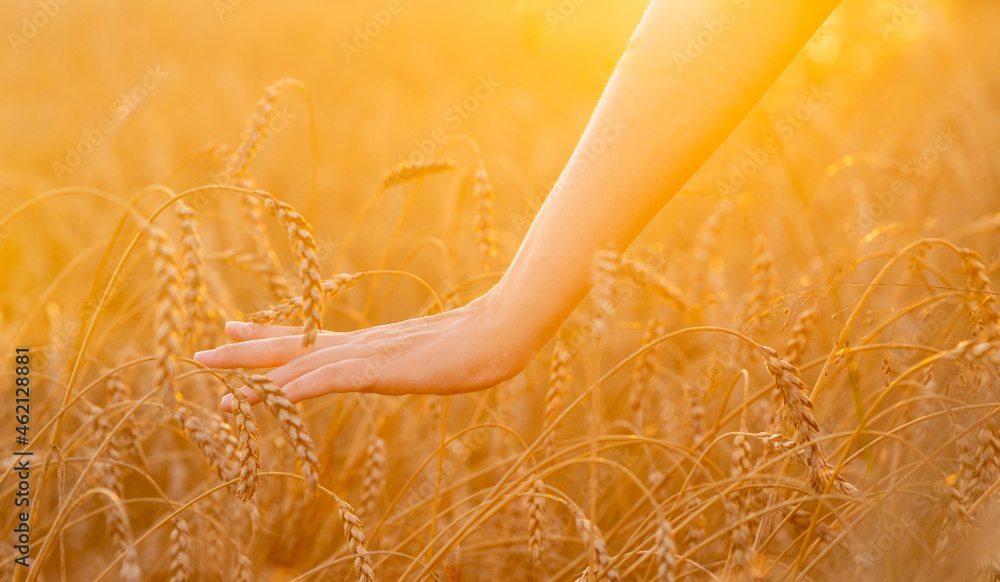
[194,0,843,411]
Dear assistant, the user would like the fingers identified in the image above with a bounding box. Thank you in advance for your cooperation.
[219,345,378,411]
[225,321,303,341]
[194,335,307,369]
[211,311,456,412]
[279,358,373,402]
[194,322,308,369]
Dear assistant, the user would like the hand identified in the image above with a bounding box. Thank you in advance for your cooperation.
[193,294,532,411]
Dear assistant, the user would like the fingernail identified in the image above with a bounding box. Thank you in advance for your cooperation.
[193,350,211,363]
[221,393,233,407]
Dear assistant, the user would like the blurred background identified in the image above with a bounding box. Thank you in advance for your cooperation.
[2,0,997,312]
[3,1,1000,580]
[1,0,646,326]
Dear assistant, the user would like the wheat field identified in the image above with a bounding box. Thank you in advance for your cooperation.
[2,0,1000,580]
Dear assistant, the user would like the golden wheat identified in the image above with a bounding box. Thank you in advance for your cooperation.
[6,4,1000,579]
[228,384,262,503]
[241,373,321,494]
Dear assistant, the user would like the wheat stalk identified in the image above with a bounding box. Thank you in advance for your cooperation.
[543,335,572,460]
[730,418,754,508]
[361,437,387,521]
[758,346,864,499]
[753,432,798,454]
[235,553,255,582]
[691,203,729,307]
[789,511,837,544]
[743,233,777,339]
[654,516,677,582]
[784,301,820,367]
[239,192,295,301]
[248,273,359,325]
[591,246,622,335]
[228,384,262,503]
[215,248,295,300]
[959,247,1000,340]
[106,374,142,460]
[527,478,548,572]
[148,226,185,404]
[472,159,498,268]
[207,412,240,484]
[683,381,705,451]
[167,518,192,582]
[241,373,321,494]
[256,192,324,349]
[443,544,462,582]
[176,202,208,350]
[570,504,620,582]
[227,80,289,179]
[381,159,457,190]
[619,256,688,310]
[935,473,974,557]
[682,497,706,552]
[175,406,230,483]
[336,496,378,582]
[100,486,141,582]
[89,406,139,582]
[626,318,665,433]
[968,419,1000,506]
[725,498,753,582]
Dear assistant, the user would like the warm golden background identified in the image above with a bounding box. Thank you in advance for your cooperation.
[2,0,1000,580]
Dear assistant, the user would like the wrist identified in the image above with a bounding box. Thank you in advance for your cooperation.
[480,254,587,360]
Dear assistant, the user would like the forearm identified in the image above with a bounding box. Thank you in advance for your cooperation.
[490,0,840,353]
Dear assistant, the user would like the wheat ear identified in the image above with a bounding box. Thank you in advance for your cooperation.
[527,478,548,572]
[228,384,262,503]
[443,544,462,582]
[626,318,665,433]
[206,412,240,484]
[215,248,295,300]
[619,256,688,310]
[361,437,387,521]
[381,159,457,190]
[543,336,572,460]
[106,374,142,460]
[148,226,185,404]
[256,192,323,349]
[241,373,321,494]
[968,419,1000,505]
[472,160,498,268]
[101,488,141,582]
[784,301,820,367]
[590,246,622,335]
[959,247,1000,340]
[167,518,192,582]
[759,346,864,499]
[654,516,677,582]
[249,274,359,325]
[743,233,777,338]
[336,496,378,582]
[227,79,289,179]
[89,403,137,582]
[570,504,620,582]
[176,202,208,350]
[235,553,255,582]
[175,407,230,483]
